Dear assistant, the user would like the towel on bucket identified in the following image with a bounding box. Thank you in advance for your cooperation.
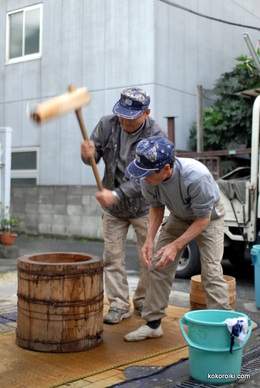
[225,317,248,354]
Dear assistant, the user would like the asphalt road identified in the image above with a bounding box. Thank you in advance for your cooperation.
[1,235,258,388]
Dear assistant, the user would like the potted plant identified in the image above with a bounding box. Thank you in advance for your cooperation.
[0,204,21,246]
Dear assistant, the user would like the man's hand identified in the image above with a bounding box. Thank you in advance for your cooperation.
[81,140,95,159]
[95,189,117,207]
[141,239,154,268]
[155,242,178,268]
[154,217,211,269]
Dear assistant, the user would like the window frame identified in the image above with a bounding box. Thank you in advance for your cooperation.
[11,147,40,185]
[6,4,43,65]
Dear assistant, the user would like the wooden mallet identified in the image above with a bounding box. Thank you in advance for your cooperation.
[30,85,103,191]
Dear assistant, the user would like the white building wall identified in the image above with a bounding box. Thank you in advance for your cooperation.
[153,0,260,150]
[0,0,260,186]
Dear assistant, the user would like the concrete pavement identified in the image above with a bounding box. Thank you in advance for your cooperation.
[0,235,259,387]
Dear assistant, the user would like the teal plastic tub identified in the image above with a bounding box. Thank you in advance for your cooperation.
[251,245,260,308]
[179,310,252,385]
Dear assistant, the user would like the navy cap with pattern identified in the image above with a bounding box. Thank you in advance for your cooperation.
[112,87,150,119]
[126,136,175,181]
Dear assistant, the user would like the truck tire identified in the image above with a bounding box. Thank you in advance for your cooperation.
[227,242,252,267]
[176,240,201,279]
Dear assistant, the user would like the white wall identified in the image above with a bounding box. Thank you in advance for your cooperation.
[1,0,260,185]
[153,0,260,150]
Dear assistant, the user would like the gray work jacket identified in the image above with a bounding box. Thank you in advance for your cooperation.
[83,114,166,219]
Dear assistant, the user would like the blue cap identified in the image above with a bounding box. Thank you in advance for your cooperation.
[112,87,150,119]
[126,136,174,181]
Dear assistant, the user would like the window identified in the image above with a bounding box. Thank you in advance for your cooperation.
[6,4,42,64]
[11,148,39,186]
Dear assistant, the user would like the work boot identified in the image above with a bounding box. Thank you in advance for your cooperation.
[124,324,163,342]
[103,308,131,324]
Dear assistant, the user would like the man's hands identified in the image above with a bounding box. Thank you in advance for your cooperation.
[95,189,118,207]
[142,217,211,269]
[81,139,95,159]
[155,242,178,268]
[142,240,178,269]
[81,140,117,207]
[141,239,154,268]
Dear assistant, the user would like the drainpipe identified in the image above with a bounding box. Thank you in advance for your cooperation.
[0,127,12,213]
[243,33,260,73]
[197,85,203,152]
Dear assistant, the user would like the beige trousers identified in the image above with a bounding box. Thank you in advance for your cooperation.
[142,213,231,322]
[102,211,149,311]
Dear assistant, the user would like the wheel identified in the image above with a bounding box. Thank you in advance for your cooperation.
[226,242,252,267]
[176,239,201,279]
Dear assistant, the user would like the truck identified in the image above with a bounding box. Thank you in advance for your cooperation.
[175,94,260,278]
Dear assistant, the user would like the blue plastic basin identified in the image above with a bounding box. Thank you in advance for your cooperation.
[251,245,260,308]
[180,309,252,384]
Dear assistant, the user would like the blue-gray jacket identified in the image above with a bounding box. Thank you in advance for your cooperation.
[84,114,166,219]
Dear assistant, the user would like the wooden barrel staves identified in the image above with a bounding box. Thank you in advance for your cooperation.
[16,253,103,352]
[190,274,236,311]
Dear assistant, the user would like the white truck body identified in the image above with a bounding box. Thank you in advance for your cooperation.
[218,95,260,248]
[176,95,260,278]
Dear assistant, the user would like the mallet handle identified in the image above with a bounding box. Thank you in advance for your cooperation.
[67,85,103,191]
[75,108,103,191]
